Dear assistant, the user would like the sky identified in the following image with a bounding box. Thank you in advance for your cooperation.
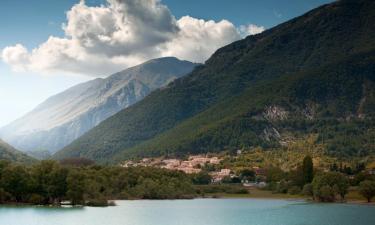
[0,0,333,127]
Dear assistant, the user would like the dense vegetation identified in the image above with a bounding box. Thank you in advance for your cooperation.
[56,0,375,163]
[116,53,375,161]
[1,156,374,205]
[0,160,197,206]
[0,139,35,164]
[263,156,375,202]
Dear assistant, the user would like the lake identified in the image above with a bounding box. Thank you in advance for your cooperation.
[0,199,374,225]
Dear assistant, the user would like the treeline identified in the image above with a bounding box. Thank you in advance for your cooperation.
[0,160,196,206]
[265,156,375,202]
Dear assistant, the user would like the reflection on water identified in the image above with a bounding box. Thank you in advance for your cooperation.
[0,199,374,225]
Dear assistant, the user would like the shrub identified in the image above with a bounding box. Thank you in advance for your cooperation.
[318,185,335,202]
[302,184,314,199]
[28,194,44,205]
[288,186,301,195]
[358,180,375,203]
[312,172,349,202]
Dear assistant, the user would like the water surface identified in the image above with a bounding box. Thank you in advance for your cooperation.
[0,199,374,225]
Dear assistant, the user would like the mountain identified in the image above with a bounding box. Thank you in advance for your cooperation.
[0,139,35,163]
[0,57,198,158]
[55,0,375,163]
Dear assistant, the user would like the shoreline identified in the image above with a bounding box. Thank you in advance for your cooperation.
[1,197,374,208]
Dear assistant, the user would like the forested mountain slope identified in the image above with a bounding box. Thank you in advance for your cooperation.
[0,139,35,163]
[55,0,375,163]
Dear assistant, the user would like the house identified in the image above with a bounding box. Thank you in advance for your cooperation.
[210,169,232,183]
[177,167,201,174]
[209,157,221,164]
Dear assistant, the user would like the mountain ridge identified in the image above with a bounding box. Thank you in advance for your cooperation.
[0,139,35,163]
[0,57,198,157]
[55,0,375,162]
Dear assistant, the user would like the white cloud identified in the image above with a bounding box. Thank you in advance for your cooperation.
[1,44,30,72]
[238,24,266,37]
[1,0,265,77]
[161,16,241,63]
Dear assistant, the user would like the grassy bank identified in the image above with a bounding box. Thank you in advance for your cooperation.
[216,188,304,199]
[210,187,374,205]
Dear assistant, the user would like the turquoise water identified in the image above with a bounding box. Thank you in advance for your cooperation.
[0,199,374,225]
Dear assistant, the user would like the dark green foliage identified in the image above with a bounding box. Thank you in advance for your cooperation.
[288,186,301,195]
[358,180,375,202]
[312,172,349,202]
[1,165,31,202]
[56,0,375,163]
[302,156,314,184]
[192,172,212,185]
[351,172,375,186]
[266,167,286,183]
[302,184,314,199]
[0,161,198,205]
[30,160,68,204]
[66,170,86,205]
[221,176,241,184]
[240,169,256,181]
[195,184,248,195]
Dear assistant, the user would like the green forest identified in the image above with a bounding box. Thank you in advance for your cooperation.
[56,0,375,163]
[1,156,375,206]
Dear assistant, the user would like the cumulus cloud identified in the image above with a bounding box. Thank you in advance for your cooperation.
[238,24,266,37]
[1,0,265,77]
[1,44,30,72]
[161,16,241,63]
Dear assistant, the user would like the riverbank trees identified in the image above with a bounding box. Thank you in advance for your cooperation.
[0,160,196,206]
[359,180,375,202]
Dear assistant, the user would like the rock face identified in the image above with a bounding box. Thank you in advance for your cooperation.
[0,57,198,158]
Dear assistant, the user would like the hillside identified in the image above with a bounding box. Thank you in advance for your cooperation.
[0,139,35,163]
[0,57,198,158]
[55,0,375,163]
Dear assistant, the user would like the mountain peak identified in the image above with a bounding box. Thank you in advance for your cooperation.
[55,0,375,163]
[0,58,198,157]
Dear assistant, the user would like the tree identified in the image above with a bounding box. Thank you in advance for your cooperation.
[302,183,314,200]
[358,180,375,203]
[312,172,349,202]
[334,177,349,200]
[302,156,314,184]
[319,185,335,202]
[240,169,255,181]
[266,167,286,183]
[1,165,31,202]
[30,160,68,204]
[192,172,212,185]
[66,170,86,205]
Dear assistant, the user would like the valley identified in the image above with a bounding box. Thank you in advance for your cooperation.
[0,1,374,224]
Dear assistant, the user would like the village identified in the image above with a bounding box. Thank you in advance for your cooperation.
[121,154,267,187]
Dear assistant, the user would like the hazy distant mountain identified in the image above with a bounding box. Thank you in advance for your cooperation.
[55,0,375,163]
[0,139,35,163]
[0,57,198,158]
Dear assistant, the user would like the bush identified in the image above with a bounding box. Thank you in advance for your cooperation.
[86,198,109,207]
[288,186,301,195]
[192,172,212,185]
[274,180,289,194]
[318,185,335,202]
[312,172,349,202]
[0,188,11,203]
[302,184,314,198]
[358,180,375,203]
[28,194,44,205]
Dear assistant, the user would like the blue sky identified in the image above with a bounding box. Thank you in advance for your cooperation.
[0,0,333,127]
